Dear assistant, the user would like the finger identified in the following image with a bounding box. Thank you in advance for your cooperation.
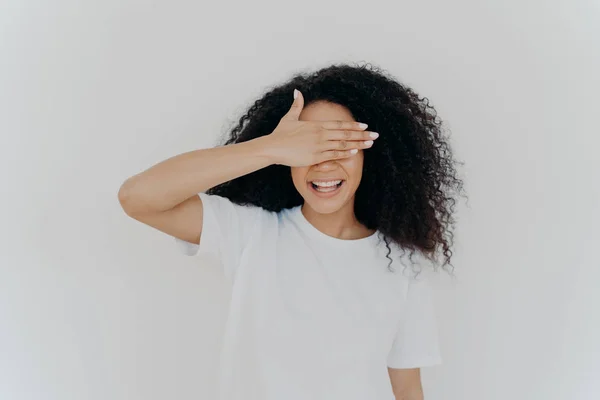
[318,149,360,162]
[322,139,374,151]
[282,88,304,121]
[320,120,369,131]
[322,130,379,141]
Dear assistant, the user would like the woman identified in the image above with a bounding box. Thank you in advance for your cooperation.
[118,63,464,400]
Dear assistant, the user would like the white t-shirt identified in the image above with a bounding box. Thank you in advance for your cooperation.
[176,192,441,400]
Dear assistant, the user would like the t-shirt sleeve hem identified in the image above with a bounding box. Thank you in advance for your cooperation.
[386,355,443,369]
[174,192,219,258]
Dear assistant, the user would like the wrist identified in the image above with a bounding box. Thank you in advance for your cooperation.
[250,135,281,166]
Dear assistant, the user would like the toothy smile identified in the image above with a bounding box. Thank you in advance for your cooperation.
[310,179,344,193]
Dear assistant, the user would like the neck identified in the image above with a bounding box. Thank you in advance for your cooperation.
[301,200,375,240]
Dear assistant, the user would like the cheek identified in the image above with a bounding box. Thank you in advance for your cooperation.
[340,154,364,184]
[291,167,309,190]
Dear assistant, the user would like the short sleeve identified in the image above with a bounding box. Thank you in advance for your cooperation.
[175,192,264,282]
[386,275,442,369]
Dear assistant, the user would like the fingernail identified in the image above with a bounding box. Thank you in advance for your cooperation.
[369,132,379,139]
[293,89,299,99]
[350,149,358,154]
[358,123,368,129]
[364,140,374,146]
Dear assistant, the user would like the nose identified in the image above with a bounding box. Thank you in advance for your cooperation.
[313,160,338,171]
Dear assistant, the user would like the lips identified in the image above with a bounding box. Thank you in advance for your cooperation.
[308,179,345,197]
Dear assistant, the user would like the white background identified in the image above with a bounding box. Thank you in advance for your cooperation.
[1,1,599,399]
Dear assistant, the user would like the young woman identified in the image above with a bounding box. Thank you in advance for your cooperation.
[118,63,464,400]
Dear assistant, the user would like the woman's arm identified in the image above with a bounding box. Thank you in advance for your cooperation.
[388,368,424,400]
[117,137,275,244]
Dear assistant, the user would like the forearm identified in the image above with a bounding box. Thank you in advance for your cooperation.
[396,390,424,400]
[119,136,273,214]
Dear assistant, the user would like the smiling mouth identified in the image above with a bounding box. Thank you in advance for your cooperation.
[309,179,345,194]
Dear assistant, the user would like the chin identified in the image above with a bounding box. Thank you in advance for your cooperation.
[301,179,354,214]
[304,199,347,215]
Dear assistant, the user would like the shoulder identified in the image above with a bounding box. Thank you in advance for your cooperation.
[201,192,273,219]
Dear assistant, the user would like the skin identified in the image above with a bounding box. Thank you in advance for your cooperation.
[118,90,424,399]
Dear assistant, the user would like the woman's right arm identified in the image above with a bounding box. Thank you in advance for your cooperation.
[117,137,275,245]
[117,89,376,245]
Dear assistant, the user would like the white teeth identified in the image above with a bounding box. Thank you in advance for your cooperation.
[312,180,342,187]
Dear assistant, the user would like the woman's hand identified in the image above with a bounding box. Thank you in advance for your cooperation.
[263,89,379,167]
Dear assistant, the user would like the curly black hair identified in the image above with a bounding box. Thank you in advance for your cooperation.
[208,62,465,272]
